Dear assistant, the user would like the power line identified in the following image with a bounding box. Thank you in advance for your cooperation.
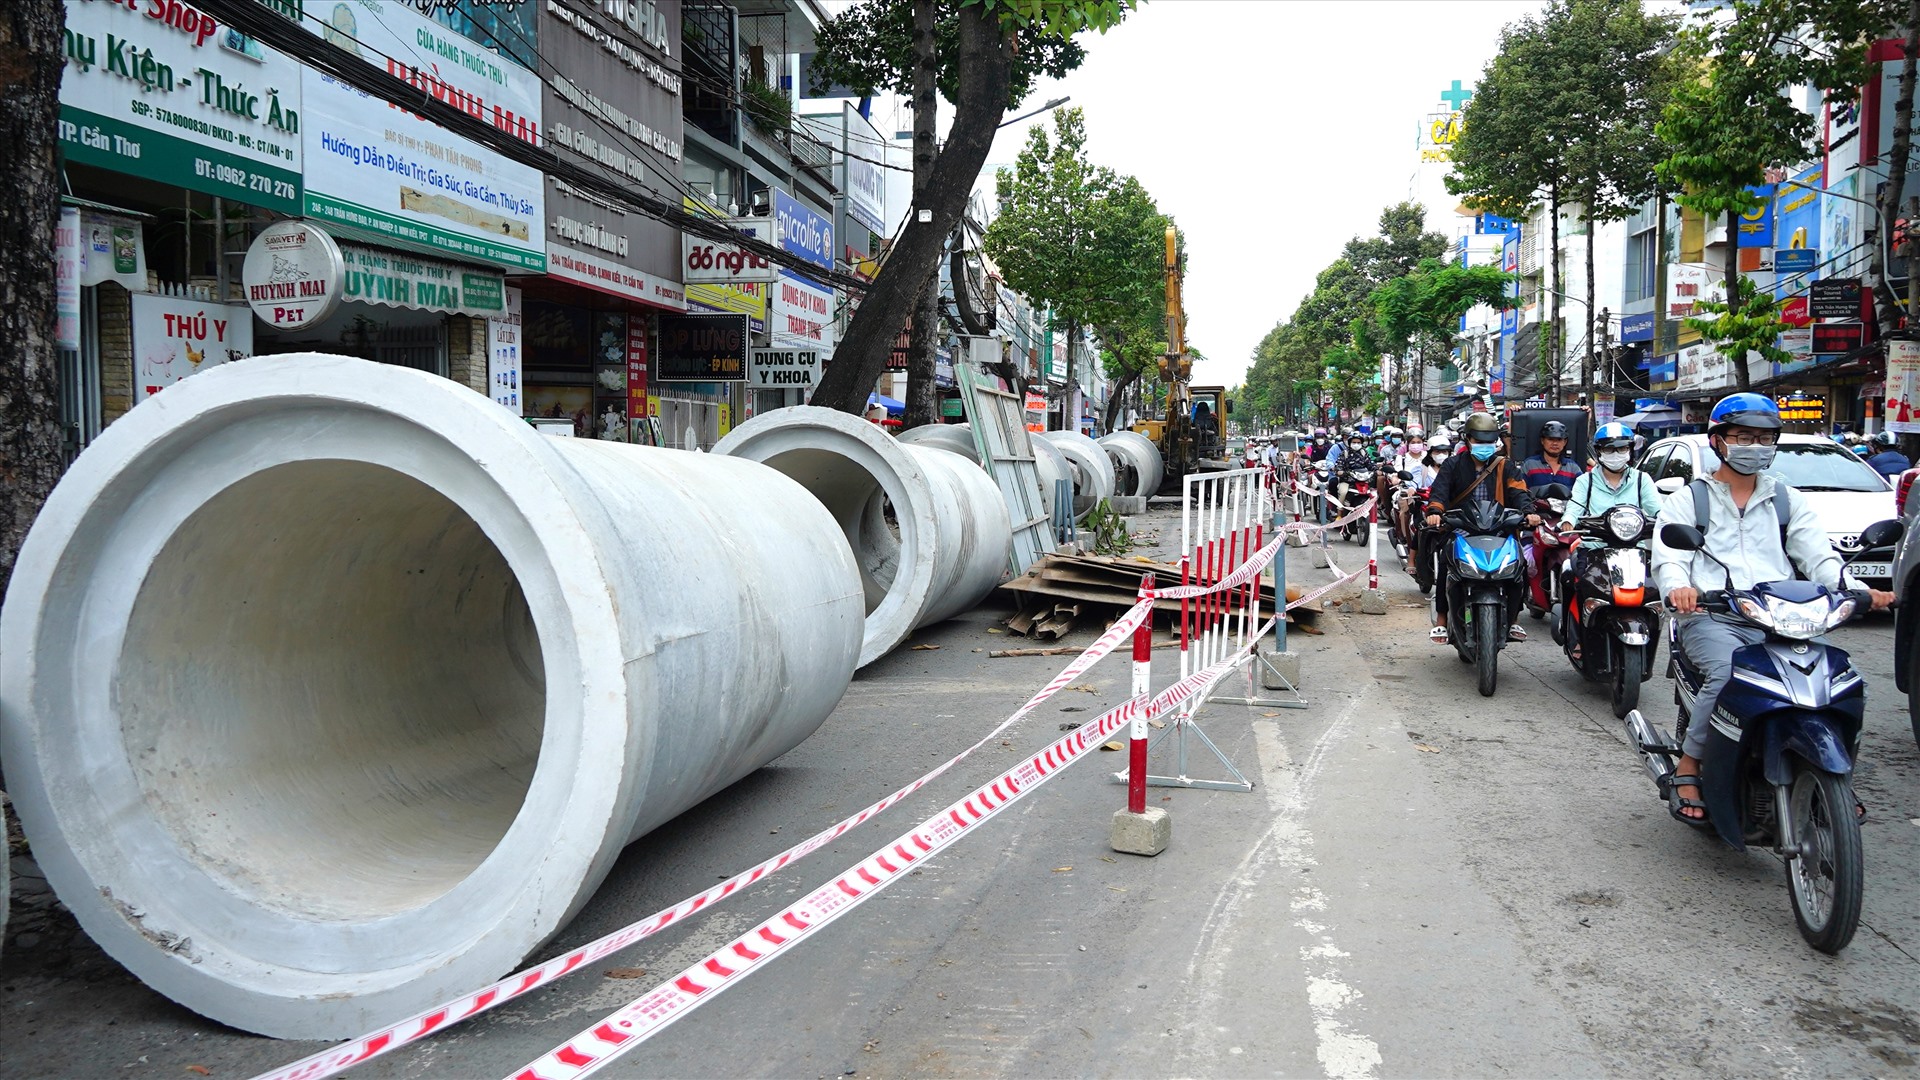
[197,0,872,294]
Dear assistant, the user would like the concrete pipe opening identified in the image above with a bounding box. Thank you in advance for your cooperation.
[1029,433,1072,520]
[1098,430,1164,498]
[1040,430,1116,522]
[0,356,864,1038]
[895,422,980,464]
[716,407,1011,667]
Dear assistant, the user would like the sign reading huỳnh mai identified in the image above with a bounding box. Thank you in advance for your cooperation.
[242,221,345,330]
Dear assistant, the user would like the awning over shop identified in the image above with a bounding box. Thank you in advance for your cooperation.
[337,242,506,318]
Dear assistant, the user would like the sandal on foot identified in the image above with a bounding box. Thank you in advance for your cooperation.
[1508,625,1528,642]
[1428,625,1449,644]
[1663,772,1709,824]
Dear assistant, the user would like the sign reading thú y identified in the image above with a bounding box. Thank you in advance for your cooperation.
[58,0,302,214]
[242,221,345,330]
[299,0,544,271]
[132,293,253,400]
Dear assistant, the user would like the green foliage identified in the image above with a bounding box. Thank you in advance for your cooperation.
[1683,275,1795,371]
[809,0,1129,108]
[741,76,792,135]
[1083,496,1133,554]
[1371,260,1517,358]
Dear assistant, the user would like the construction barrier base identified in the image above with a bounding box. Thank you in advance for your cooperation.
[1109,806,1171,856]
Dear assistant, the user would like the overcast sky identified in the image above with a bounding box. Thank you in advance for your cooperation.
[870,0,1547,389]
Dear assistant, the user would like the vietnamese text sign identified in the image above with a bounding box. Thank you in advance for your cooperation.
[339,243,506,316]
[242,221,345,329]
[772,270,835,349]
[488,286,523,415]
[1888,339,1920,433]
[1808,278,1861,320]
[626,314,649,417]
[656,313,747,381]
[300,0,544,271]
[1811,322,1864,355]
[59,0,303,214]
[1675,342,1731,393]
[748,346,822,388]
[132,295,252,400]
[56,208,81,350]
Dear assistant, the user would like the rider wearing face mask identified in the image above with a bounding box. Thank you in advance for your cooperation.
[1561,421,1661,529]
[1423,412,1539,642]
[1651,393,1895,822]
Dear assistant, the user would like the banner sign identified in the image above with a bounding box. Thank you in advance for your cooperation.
[1888,338,1920,433]
[1736,184,1775,247]
[843,103,885,236]
[55,208,81,350]
[132,294,252,400]
[747,346,822,389]
[656,313,748,381]
[774,188,833,269]
[488,286,523,415]
[299,0,544,271]
[626,314,649,418]
[772,270,835,350]
[1618,311,1654,343]
[58,0,303,214]
[1808,278,1862,320]
[338,243,506,316]
[1676,342,1730,393]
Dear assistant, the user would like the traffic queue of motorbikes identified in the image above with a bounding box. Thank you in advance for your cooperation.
[1283,403,1900,955]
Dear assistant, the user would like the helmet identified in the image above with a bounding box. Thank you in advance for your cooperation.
[1874,430,1897,448]
[1430,433,1454,451]
[1540,420,1569,440]
[1707,392,1780,435]
[1407,425,1425,439]
[1463,412,1501,443]
[1593,421,1635,452]
[1854,444,1873,456]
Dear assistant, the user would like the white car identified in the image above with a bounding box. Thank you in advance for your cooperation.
[1637,433,1898,588]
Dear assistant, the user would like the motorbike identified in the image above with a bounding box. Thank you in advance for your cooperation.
[1333,457,1375,544]
[1558,504,1660,717]
[1523,485,1573,622]
[1439,501,1529,697]
[1624,518,1903,954]
[1386,469,1420,560]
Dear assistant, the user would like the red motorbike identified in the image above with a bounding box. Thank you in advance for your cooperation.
[1522,486,1572,622]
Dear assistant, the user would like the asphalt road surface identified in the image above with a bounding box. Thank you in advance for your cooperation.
[5,499,1918,1078]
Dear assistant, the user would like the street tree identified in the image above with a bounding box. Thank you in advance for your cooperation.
[806,0,1131,425]
[0,0,65,599]
[1656,0,1903,385]
[1371,259,1519,397]
[1684,276,1796,379]
[983,110,1167,431]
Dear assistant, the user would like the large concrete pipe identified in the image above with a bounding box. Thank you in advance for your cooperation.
[1040,430,1116,521]
[1028,431,1073,520]
[895,421,980,464]
[1098,430,1165,498]
[715,407,1012,667]
[0,355,864,1039]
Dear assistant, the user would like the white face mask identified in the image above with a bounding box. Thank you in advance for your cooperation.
[1598,451,1631,472]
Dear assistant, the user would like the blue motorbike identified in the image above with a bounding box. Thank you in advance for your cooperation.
[1440,501,1528,697]
[1624,518,1902,954]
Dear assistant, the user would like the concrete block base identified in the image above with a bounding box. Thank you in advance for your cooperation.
[1310,545,1331,568]
[1259,649,1302,690]
[1287,530,1312,548]
[1110,806,1171,856]
[1108,495,1148,515]
[1359,590,1389,615]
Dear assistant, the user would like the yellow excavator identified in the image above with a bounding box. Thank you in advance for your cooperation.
[1131,225,1228,487]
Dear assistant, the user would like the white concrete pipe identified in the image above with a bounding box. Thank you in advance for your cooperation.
[0,355,864,1039]
[1040,430,1116,521]
[895,421,980,464]
[1029,431,1073,520]
[1098,430,1164,498]
[715,406,1012,667]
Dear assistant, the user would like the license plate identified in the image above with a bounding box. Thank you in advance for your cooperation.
[1849,561,1891,579]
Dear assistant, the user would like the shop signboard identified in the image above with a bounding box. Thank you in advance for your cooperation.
[1775,248,1817,277]
[541,0,684,306]
[1619,311,1654,344]
[774,189,833,269]
[55,209,81,350]
[337,243,506,316]
[1675,342,1731,393]
[772,270,835,350]
[131,293,252,400]
[1808,278,1861,320]
[1736,184,1775,247]
[626,315,649,418]
[1779,294,1812,328]
[1888,338,1920,433]
[58,0,302,214]
[1667,263,1721,321]
[683,218,778,284]
[656,313,747,381]
[1775,393,1826,423]
[1820,172,1863,278]
[1810,322,1865,356]
[242,221,346,330]
[1779,328,1813,355]
[299,0,544,271]
[843,102,885,236]
[487,286,523,415]
[747,346,822,389]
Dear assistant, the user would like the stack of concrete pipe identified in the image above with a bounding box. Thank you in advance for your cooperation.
[0,356,868,1038]
[715,407,1012,668]
[897,421,1073,523]
[1039,430,1116,522]
[1097,430,1165,506]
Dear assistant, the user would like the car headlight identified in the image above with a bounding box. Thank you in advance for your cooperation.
[1604,506,1646,544]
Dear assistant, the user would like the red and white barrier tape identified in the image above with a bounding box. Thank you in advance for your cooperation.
[254,532,1305,1080]
[506,625,1277,1080]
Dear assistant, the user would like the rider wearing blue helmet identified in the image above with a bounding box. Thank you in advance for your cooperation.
[1560,422,1661,528]
[1651,393,1894,823]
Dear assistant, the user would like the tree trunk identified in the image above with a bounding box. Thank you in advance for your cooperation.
[1058,317,1077,432]
[810,3,1012,413]
[1725,208,1750,388]
[1103,364,1138,433]
[1584,206,1596,404]
[0,0,66,600]
[1548,186,1563,406]
[1877,6,1920,340]
[901,0,939,430]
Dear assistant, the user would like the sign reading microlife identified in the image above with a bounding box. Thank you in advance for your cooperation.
[774,188,833,268]
[748,346,822,388]
[242,221,345,329]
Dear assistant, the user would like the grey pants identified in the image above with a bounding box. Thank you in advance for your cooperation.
[1674,615,1767,758]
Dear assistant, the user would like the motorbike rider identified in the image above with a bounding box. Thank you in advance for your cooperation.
[1558,422,1663,660]
[1424,413,1540,643]
[1521,419,1583,494]
[1398,435,1450,573]
[1307,428,1333,462]
[1652,393,1895,822]
[1866,430,1911,477]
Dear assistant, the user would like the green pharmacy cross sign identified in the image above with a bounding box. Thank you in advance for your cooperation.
[1441,80,1473,110]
